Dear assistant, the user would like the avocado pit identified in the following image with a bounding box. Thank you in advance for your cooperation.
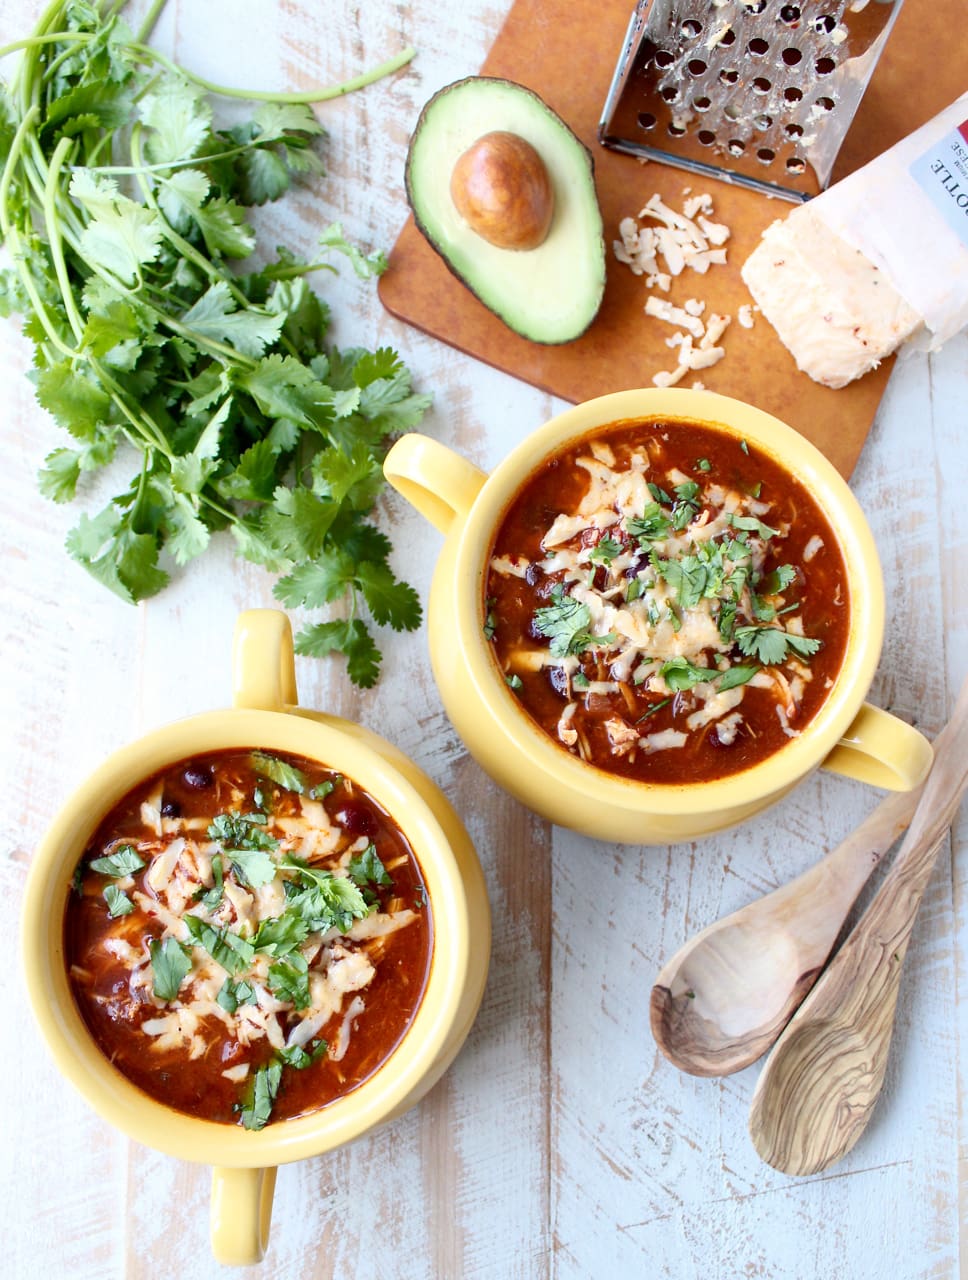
[450,130,554,251]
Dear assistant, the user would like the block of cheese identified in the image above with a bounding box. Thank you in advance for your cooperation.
[742,93,968,389]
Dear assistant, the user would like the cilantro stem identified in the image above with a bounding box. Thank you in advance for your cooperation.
[129,42,418,104]
[42,134,86,342]
[0,31,86,60]
[135,0,168,45]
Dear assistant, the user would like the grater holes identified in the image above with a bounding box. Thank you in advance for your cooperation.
[727,139,746,156]
[786,157,806,174]
[687,58,708,76]
[815,56,836,75]
[784,86,803,102]
[756,147,776,164]
[781,47,802,66]
[661,85,679,102]
[654,49,675,68]
[637,112,657,131]
[779,4,801,22]
[814,95,835,112]
[744,0,767,13]
[668,121,687,137]
[785,122,804,138]
[747,37,769,56]
[719,68,739,85]
[815,14,837,35]
[697,129,716,146]
[692,95,712,112]
[723,102,742,122]
[754,114,773,131]
[752,76,771,94]
[680,19,702,39]
[718,28,737,47]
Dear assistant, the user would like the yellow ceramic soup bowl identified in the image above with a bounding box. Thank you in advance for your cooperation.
[21,610,490,1266]
[384,387,932,844]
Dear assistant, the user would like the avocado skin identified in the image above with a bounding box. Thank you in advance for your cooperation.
[405,76,606,346]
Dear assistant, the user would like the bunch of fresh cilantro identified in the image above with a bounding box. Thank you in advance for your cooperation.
[0,0,428,685]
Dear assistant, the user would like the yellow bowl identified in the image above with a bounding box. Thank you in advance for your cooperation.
[21,610,491,1265]
[385,387,932,844]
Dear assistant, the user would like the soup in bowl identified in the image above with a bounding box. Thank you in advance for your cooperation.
[384,388,931,844]
[21,610,490,1265]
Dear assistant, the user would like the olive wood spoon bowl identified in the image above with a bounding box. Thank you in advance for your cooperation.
[649,778,936,1078]
[747,676,968,1176]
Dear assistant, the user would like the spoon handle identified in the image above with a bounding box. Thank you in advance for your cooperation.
[748,676,968,1175]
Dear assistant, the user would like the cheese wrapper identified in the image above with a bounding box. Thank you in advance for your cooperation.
[742,93,968,388]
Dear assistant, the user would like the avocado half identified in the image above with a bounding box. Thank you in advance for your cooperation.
[405,77,606,345]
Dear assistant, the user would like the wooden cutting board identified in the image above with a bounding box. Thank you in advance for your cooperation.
[379,0,964,478]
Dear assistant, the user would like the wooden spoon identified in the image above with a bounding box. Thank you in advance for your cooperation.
[747,676,968,1175]
[650,785,930,1078]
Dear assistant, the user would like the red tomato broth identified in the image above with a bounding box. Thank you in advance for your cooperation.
[484,417,851,785]
[65,749,433,1126]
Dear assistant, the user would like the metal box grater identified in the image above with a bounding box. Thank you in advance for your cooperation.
[599,0,906,202]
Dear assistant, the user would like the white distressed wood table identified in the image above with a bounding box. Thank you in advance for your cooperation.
[1,2,965,1277]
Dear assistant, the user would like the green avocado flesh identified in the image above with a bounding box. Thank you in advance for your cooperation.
[405,77,606,345]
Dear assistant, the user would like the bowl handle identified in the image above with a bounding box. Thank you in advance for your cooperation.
[233,609,299,711]
[822,702,933,791]
[210,1165,278,1266]
[384,433,487,534]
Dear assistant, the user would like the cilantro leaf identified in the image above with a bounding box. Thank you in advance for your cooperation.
[659,657,715,692]
[626,504,671,544]
[348,844,392,888]
[532,584,613,659]
[251,751,307,794]
[734,626,822,665]
[277,1040,328,1070]
[267,952,311,1009]
[89,844,145,877]
[103,884,135,917]
[239,1061,283,1130]
[184,914,256,975]
[217,978,256,1014]
[726,513,779,540]
[717,664,760,691]
[149,936,193,1002]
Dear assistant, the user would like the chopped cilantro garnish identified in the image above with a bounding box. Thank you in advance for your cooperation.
[348,844,392,888]
[735,626,822,665]
[717,664,760,691]
[671,481,701,530]
[194,853,225,911]
[758,564,797,595]
[532,584,614,658]
[636,697,672,723]
[277,856,370,933]
[483,596,498,641]
[278,1040,328,1070]
[589,536,621,564]
[309,777,339,800]
[572,672,590,691]
[625,576,644,603]
[184,914,256,975]
[207,812,279,887]
[217,978,257,1014]
[740,439,750,455]
[103,884,135,917]
[251,751,307,794]
[659,657,714,692]
[149,936,192,1002]
[267,953,311,1009]
[506,673,523,691]
[240,1061,283,1131]
[89,845,145,877]
[626,504,672,544]
[695,458,712,472]
[648,482,672,504]
[725,513,779,540]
